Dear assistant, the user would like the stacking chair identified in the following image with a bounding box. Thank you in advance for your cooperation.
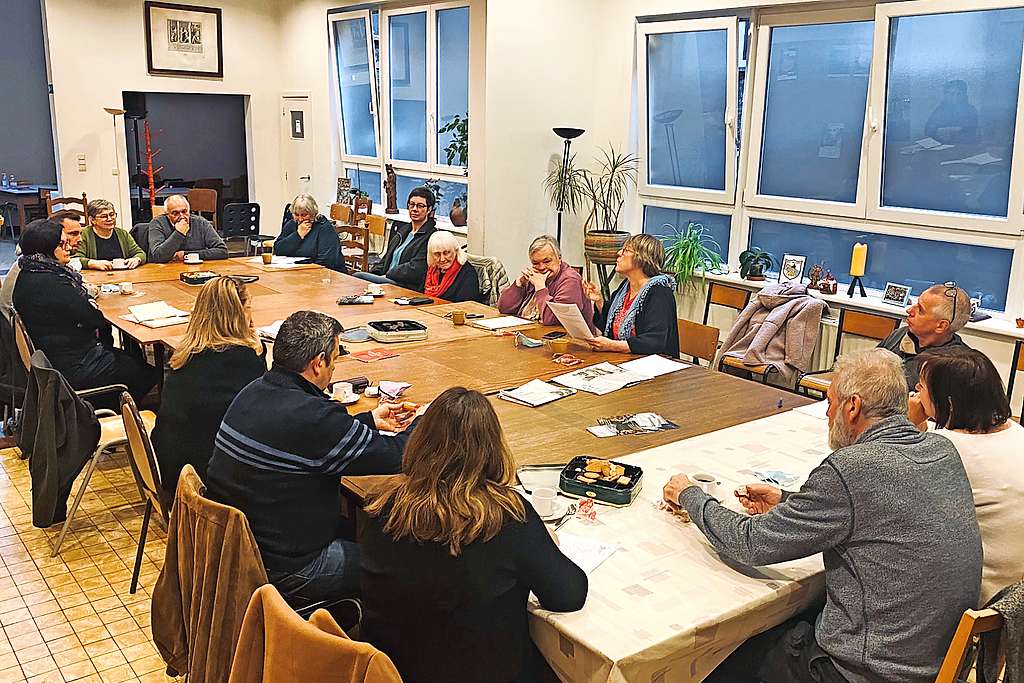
[188,188,219,228]
[797,309,900,397]
[678,319,719,366]
[45,191,88,225]
[222,203,274,256]
[702,282,751,326]
[934,608,1003,683]
[120,392,170,594]
[339,225,371,273]
[131,222,151,256]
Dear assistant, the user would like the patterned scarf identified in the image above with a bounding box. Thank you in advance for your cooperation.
[19,253,89,299]
[603,274,674,340]
[423,259,462,298]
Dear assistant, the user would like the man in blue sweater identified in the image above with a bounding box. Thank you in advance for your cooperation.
[664,348,981,683]
[206,310,416,602]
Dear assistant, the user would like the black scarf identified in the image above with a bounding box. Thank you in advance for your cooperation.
[19,254,89,299]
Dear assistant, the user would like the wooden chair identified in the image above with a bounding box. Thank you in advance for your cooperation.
[1007,339,1023,411]
[187,188,218,228]
[329,203,352,225]
[152,204,167,218]
[702,282,751,326]
[797,309,900,396]
[678,319,719,365]
[120,392,170,594]
[338,225,371,273]
[365,214,387,262]
[934,608,1003,683]
[46,191,88,225]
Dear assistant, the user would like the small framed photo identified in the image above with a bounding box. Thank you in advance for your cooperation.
[779,254,807,284]
[144,2,223,78]
[882,282,912,307]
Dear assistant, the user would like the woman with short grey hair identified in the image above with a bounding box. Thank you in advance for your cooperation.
[423,230,480,302]
[75,198,146,270]
[273,193,344,272]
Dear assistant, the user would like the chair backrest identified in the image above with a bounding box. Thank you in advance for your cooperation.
[131,222,151,255]
[703,283,751,325]
[120,392,170,524]
[833,309,900,362]
[352,196,372,224]
[46,192,88,225]
[365,214,386,237]
[338,225,370,273]
[934,608,1003,683]
[329,203,351,224]
[221,203,261,239]
[188,188,218,226]
[12,311,35,375]
[678,319,720,365]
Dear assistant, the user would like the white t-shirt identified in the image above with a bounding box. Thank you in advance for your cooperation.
[936,421,1024,605]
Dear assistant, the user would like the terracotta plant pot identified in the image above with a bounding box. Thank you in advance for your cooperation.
[583,230,630,265]
[449,199,467,227]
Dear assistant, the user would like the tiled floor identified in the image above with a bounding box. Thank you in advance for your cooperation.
[0,446,172,683]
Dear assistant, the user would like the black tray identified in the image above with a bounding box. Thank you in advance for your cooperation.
[559,456,643,507]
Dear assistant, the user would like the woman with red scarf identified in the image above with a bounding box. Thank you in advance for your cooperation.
[422,231,481,302]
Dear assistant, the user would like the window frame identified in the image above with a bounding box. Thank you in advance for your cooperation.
[864,0,1024,235]
[636,17,740,205]
[742,7,875,219]
[328,9,382,169]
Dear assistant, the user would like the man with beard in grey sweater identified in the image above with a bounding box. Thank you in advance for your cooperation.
[664,348,981,683]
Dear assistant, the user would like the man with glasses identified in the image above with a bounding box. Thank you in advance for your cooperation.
[147,194,228,263]
[75,199,146,271]
[877,281,972,388]
[353,187,438,291]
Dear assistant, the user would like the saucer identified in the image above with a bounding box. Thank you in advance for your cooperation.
[332,394,360,405]
[536,496,572,522]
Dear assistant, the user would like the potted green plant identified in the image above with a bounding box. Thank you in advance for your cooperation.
[663,222,723,291]
[739,247,774,281]
[579,146,638,265]
[438,114,468,175]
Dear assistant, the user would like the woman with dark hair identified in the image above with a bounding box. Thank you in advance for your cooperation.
[361,387,587,683]
[12,218,159,401]
[911,347,1024,604]
[354,187,437,291]
[583,233,679,358]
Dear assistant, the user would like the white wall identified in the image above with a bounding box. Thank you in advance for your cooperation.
[43,0,285,231]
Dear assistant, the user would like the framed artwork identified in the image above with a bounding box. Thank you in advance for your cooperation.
[144,2,223,78]
[882,282,913,307]
[779,253,807,284]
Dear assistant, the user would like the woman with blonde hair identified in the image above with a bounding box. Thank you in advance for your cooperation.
[361,387,587,683]
[151,277,266,499]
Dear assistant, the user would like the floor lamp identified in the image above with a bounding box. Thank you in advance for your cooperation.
[103,107,127,225]
[552,127,584,244]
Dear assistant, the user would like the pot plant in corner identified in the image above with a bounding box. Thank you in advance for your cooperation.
[663,222,723,291]
[739,247,774,281]
[579,146,639,266]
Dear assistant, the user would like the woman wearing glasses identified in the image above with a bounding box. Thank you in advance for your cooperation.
[75,199,146,270]
[354,187,438,291]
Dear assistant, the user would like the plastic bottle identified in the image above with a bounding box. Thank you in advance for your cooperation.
[1,174,8,189]
[8,174,16,188]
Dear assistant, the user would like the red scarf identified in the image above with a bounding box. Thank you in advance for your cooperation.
[424,260,462,298]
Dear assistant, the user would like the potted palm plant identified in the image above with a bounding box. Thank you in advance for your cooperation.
[663,222,724,291]
[580,146,638,265]
[739,247,774,281]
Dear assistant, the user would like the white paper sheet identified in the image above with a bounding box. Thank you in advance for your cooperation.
[552,362,652,395]
[556,533,618,574]
[471,315,533,330]
[497,379,576,407]
[619,355,691,377]
[794,400,829,420]
[257,320,285,341]
[247,255,307,268]
[128,301,188,322]
[546,302,596,340]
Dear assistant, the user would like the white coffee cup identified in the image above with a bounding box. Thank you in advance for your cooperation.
[692,473,720,499]
[184,252,200,263]
[119,282,134,295]
[332,381,356,402]
[365,385,379,398]
[531,487,558,517]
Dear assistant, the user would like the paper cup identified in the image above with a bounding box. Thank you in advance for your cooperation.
[531,487,558,517]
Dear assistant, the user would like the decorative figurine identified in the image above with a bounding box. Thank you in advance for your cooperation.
[819,270,838,295]
[807,264,823,290]
[385,163,399,215]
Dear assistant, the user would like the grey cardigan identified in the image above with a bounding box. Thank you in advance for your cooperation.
[147,214,228,263]
[679,415,982,683]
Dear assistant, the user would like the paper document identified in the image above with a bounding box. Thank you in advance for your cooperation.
[619,355,690,377]
[497,380,576,407]
[257,320,285,341]
[471,315,533,330]
[247,255,307,268]
[556,533,618,574]
[552,362,652,395]
[546,302,595,340]
[794,400,829,420]
[128,301,188,322]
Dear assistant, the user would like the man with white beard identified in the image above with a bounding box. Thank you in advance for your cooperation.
[662,348,981,683]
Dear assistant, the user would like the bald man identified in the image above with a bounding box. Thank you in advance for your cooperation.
[147,195,228,263]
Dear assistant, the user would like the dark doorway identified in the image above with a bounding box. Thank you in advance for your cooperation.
[122,91,248,226]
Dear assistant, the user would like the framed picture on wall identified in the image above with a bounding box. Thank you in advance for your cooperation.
[144,2,223,78]
[882,282,913,307]
[779,254,807,284]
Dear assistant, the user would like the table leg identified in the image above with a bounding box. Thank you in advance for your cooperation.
[16,198,29,232]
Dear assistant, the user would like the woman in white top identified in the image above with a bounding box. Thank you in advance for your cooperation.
[909,347,1024,605]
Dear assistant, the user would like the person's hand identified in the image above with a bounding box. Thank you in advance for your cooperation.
[297,220,314,239]
[663,473,695,508]
[582,280,603,309]
[89,260,114,271]
[734,484,782,515]
[174,218,190,236]
[125,257,142,270]
[516,268,534,287]
[372,401,417,433]
[527,269,549,291]
[173,251,185,262]
[907,392,928,430]
[586,335,627,353]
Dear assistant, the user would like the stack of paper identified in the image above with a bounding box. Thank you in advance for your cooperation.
[552,362,652,395]
[619,355,691,377]
[497,379,576,407]
[471,315,533,330]
[556,533,619,574]
[257,320,284,341]
[120,301,190,328]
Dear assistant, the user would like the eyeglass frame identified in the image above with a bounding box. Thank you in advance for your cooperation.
[942,280,959,325]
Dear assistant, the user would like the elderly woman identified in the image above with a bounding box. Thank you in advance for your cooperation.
[423,230,480,302]
[74,199,146,271]
[497,234,596,332]
[274,193,344,272]
[12,218,159,401]
[583,233,679,358]
[355,187,438,291]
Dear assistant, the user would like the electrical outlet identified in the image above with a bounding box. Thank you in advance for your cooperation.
[111,168,119,176]
[77,153,87,172]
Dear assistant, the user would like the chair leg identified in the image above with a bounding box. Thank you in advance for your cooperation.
[130,500,152,594]
[51,449,103,557]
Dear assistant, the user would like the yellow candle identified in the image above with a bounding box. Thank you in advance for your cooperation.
[850,242,868,277]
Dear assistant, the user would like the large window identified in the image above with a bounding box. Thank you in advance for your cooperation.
[643,205,732,261]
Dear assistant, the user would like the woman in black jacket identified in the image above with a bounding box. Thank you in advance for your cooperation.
[584,233,680,358]
[422,230,481,303]
[12,219,159,401]
[354,187,437,291]
[274,193,345,272]
[151,276,266,499]
[362,387,587,683]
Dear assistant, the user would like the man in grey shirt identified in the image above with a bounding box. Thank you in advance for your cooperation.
[147,194,228,263]
[663,348,981,683]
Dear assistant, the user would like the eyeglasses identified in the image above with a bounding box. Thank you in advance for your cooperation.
[943,280,958,324]
[407,202,429,210]
[94,212,117,220]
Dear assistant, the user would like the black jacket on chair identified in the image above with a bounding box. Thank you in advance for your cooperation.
[370,219,437,291]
